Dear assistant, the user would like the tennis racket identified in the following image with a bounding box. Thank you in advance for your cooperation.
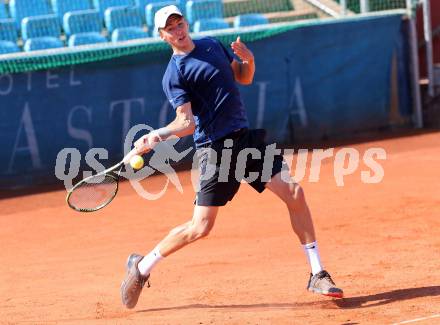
[66,148,140,212]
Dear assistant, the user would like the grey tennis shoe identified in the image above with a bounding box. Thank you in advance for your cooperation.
[121,253,150,309]
[307,270,343,298]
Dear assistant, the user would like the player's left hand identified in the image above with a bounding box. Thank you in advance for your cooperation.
[231,36,254,64]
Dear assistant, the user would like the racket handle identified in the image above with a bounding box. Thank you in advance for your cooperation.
[122,148,141,165]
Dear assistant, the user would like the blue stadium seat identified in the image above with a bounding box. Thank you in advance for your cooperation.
[111,26,148,42]
[9,0,53,28]
[193,18,228,33]
[68,32,107,46]
[233,13,268,28]
[23,36,63,51]
[63,10,102,37]
[51,0,94,22]
[92,0,135,16]
[21,15,61,42]
[0,41,20,54]
[145,1,176,32]
[185,0,222,25]
[104,6,142,34]
[0,19,18,42]
[0,2,9,19]
[177,0,186,15]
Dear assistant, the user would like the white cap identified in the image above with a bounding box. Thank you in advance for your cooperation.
[154,5,183,32]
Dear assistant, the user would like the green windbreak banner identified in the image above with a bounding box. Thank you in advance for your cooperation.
[0,22,306,74]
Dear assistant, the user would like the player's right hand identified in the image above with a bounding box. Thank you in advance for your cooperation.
[134,131,162,154]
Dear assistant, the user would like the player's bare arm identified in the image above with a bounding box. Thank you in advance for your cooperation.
[166,102,195,138]
[230,36,255,85]
[135,102,195,154]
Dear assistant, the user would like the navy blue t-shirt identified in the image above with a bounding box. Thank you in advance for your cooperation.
[162,37,249,147]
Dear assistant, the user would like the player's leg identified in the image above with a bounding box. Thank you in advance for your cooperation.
[265,172,343,298]
[121,205,218,308]
[121,133,242,309]
[265,172,315,244]
[155,205,218,256]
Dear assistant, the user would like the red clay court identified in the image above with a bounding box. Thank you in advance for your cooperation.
[1,131,439,324]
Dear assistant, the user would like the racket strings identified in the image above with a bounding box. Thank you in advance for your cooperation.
[68,174,119,211]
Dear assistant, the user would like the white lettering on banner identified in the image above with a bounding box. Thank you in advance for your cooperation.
[109,98,145,148]
[68,105,93,149]
[46,70,60,89]
[1,68,81,99]
[0,74,13,95]
[289,77,308,127]
[26,72,32,91]
[256,81,269,128]
[8,102,42,172]
[69,66,81,86]
[2,68,82,95]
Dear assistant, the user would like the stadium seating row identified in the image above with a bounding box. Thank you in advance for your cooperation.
[0,0,271,54]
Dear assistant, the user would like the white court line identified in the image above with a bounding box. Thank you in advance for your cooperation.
[392,314,440,324]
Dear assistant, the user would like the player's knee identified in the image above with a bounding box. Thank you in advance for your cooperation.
[288,183,306,206]
[188,223,211,241]
[195,224,212,239]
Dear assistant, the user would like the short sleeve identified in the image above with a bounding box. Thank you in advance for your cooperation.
[162,61,191,110]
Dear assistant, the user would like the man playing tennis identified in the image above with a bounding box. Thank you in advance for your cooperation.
[121,5,343,309]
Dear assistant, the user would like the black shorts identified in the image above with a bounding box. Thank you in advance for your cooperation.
[195,128,286,206]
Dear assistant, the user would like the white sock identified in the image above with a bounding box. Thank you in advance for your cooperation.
[137,247,163,276]
[302,241,323,275]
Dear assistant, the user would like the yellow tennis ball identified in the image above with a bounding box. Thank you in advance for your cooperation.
[130,155,144,170]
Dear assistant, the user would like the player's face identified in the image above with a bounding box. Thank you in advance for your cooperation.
[160,16,191,50]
